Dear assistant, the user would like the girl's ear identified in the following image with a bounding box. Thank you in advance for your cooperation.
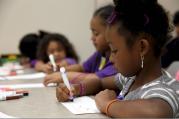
[139,39,150,56]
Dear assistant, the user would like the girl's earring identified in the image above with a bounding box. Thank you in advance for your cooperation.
[141,55,144,69]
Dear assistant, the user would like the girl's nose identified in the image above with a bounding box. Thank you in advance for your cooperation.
[53,51,59,58]
[91,35,96,41]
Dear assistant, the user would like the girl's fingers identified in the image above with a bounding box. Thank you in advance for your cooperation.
[56,87,69,102]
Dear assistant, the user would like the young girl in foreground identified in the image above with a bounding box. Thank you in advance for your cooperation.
[56,0,179,118]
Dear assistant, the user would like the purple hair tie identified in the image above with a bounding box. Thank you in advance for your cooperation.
[144,14,150,26]
[107,9,118,24]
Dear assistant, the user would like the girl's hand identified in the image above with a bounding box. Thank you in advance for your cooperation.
[56,59,69,68]
[42,63,53,73]
[43,72,62,86]
[56,83,77,102]
[94,89,117,113]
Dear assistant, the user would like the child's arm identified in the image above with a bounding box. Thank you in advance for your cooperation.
[65,64,84,72]
[77,76,117,96]
[35,60,52,73]
[43,71,98,86]
[95,89,173,118]
[19,56,31,68]
[56,58,77,67]
[56,76,117,102]
[56,77,101,102]
[43,68,117,87]
[57,60,69,67]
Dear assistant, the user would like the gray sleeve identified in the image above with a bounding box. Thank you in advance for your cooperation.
[140,84,179,117]
[114,73,125,90]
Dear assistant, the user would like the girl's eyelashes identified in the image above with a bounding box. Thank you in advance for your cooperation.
[109,44,118,54]
[110,47,118,54]
[93,31,99,36]
[111,49,118,54]
[92,29,99,36]
[94,33,99,36]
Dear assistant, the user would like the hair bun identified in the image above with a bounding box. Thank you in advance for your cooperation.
[141,0,157,6]
[114,0,157,10]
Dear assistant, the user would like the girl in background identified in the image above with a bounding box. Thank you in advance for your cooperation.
[19,30,48,68]
[43,5,117,85]
[35,33,79,73]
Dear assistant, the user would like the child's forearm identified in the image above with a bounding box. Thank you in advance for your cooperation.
[83,75,102,95]
[101,76,118,91]
[107,99,172,118]
[65,64,84,72]
[70,74,117,96]
[75,77,102,96]
[35,61,45,72]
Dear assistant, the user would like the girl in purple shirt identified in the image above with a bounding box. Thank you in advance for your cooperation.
[36,33,79,73]
[43,5,117,86]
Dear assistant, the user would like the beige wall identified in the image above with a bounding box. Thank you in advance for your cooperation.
[0,0,96,62]
[0,0,178,62]
[159,0,179,14]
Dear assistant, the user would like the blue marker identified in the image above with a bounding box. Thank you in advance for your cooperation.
[117,94,124,100]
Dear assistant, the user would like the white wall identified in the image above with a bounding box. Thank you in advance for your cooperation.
[95,0,113,8]
[158,0,179,15]
[0,0,96,62]
[0,0,178,62]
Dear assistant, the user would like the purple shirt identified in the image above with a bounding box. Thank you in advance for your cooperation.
[65,58,77,65]
[30,58,77,68]
[30,59,37,68]
[83,52,117,78]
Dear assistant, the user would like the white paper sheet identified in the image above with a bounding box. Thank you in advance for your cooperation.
[0,63,23,77]
[61,96,100,114]
[0,77,5,80]
[3,72,46,80]
[0,112,16,118]
[0,83,56,89]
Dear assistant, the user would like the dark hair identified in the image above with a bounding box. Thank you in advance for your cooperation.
[19,34,39,60]
[37,33,79,63]
[109,0,171,57]
[93,5,114,26]
[19,31,49,60]
[173,11,179,26]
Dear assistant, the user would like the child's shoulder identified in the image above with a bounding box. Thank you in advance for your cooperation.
[138,74,179,117]
[92,51,102,57]
[124,71,179,117]
[140,71,179,96]
[65,58,77,65]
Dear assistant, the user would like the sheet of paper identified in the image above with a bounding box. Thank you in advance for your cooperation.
[61,96,100,114]
[0,83,56,89]
[0,63,23,76]
[0,112,16,118]
[3,72,46,80]
[0,67,10,76]
[0,77,5,80]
